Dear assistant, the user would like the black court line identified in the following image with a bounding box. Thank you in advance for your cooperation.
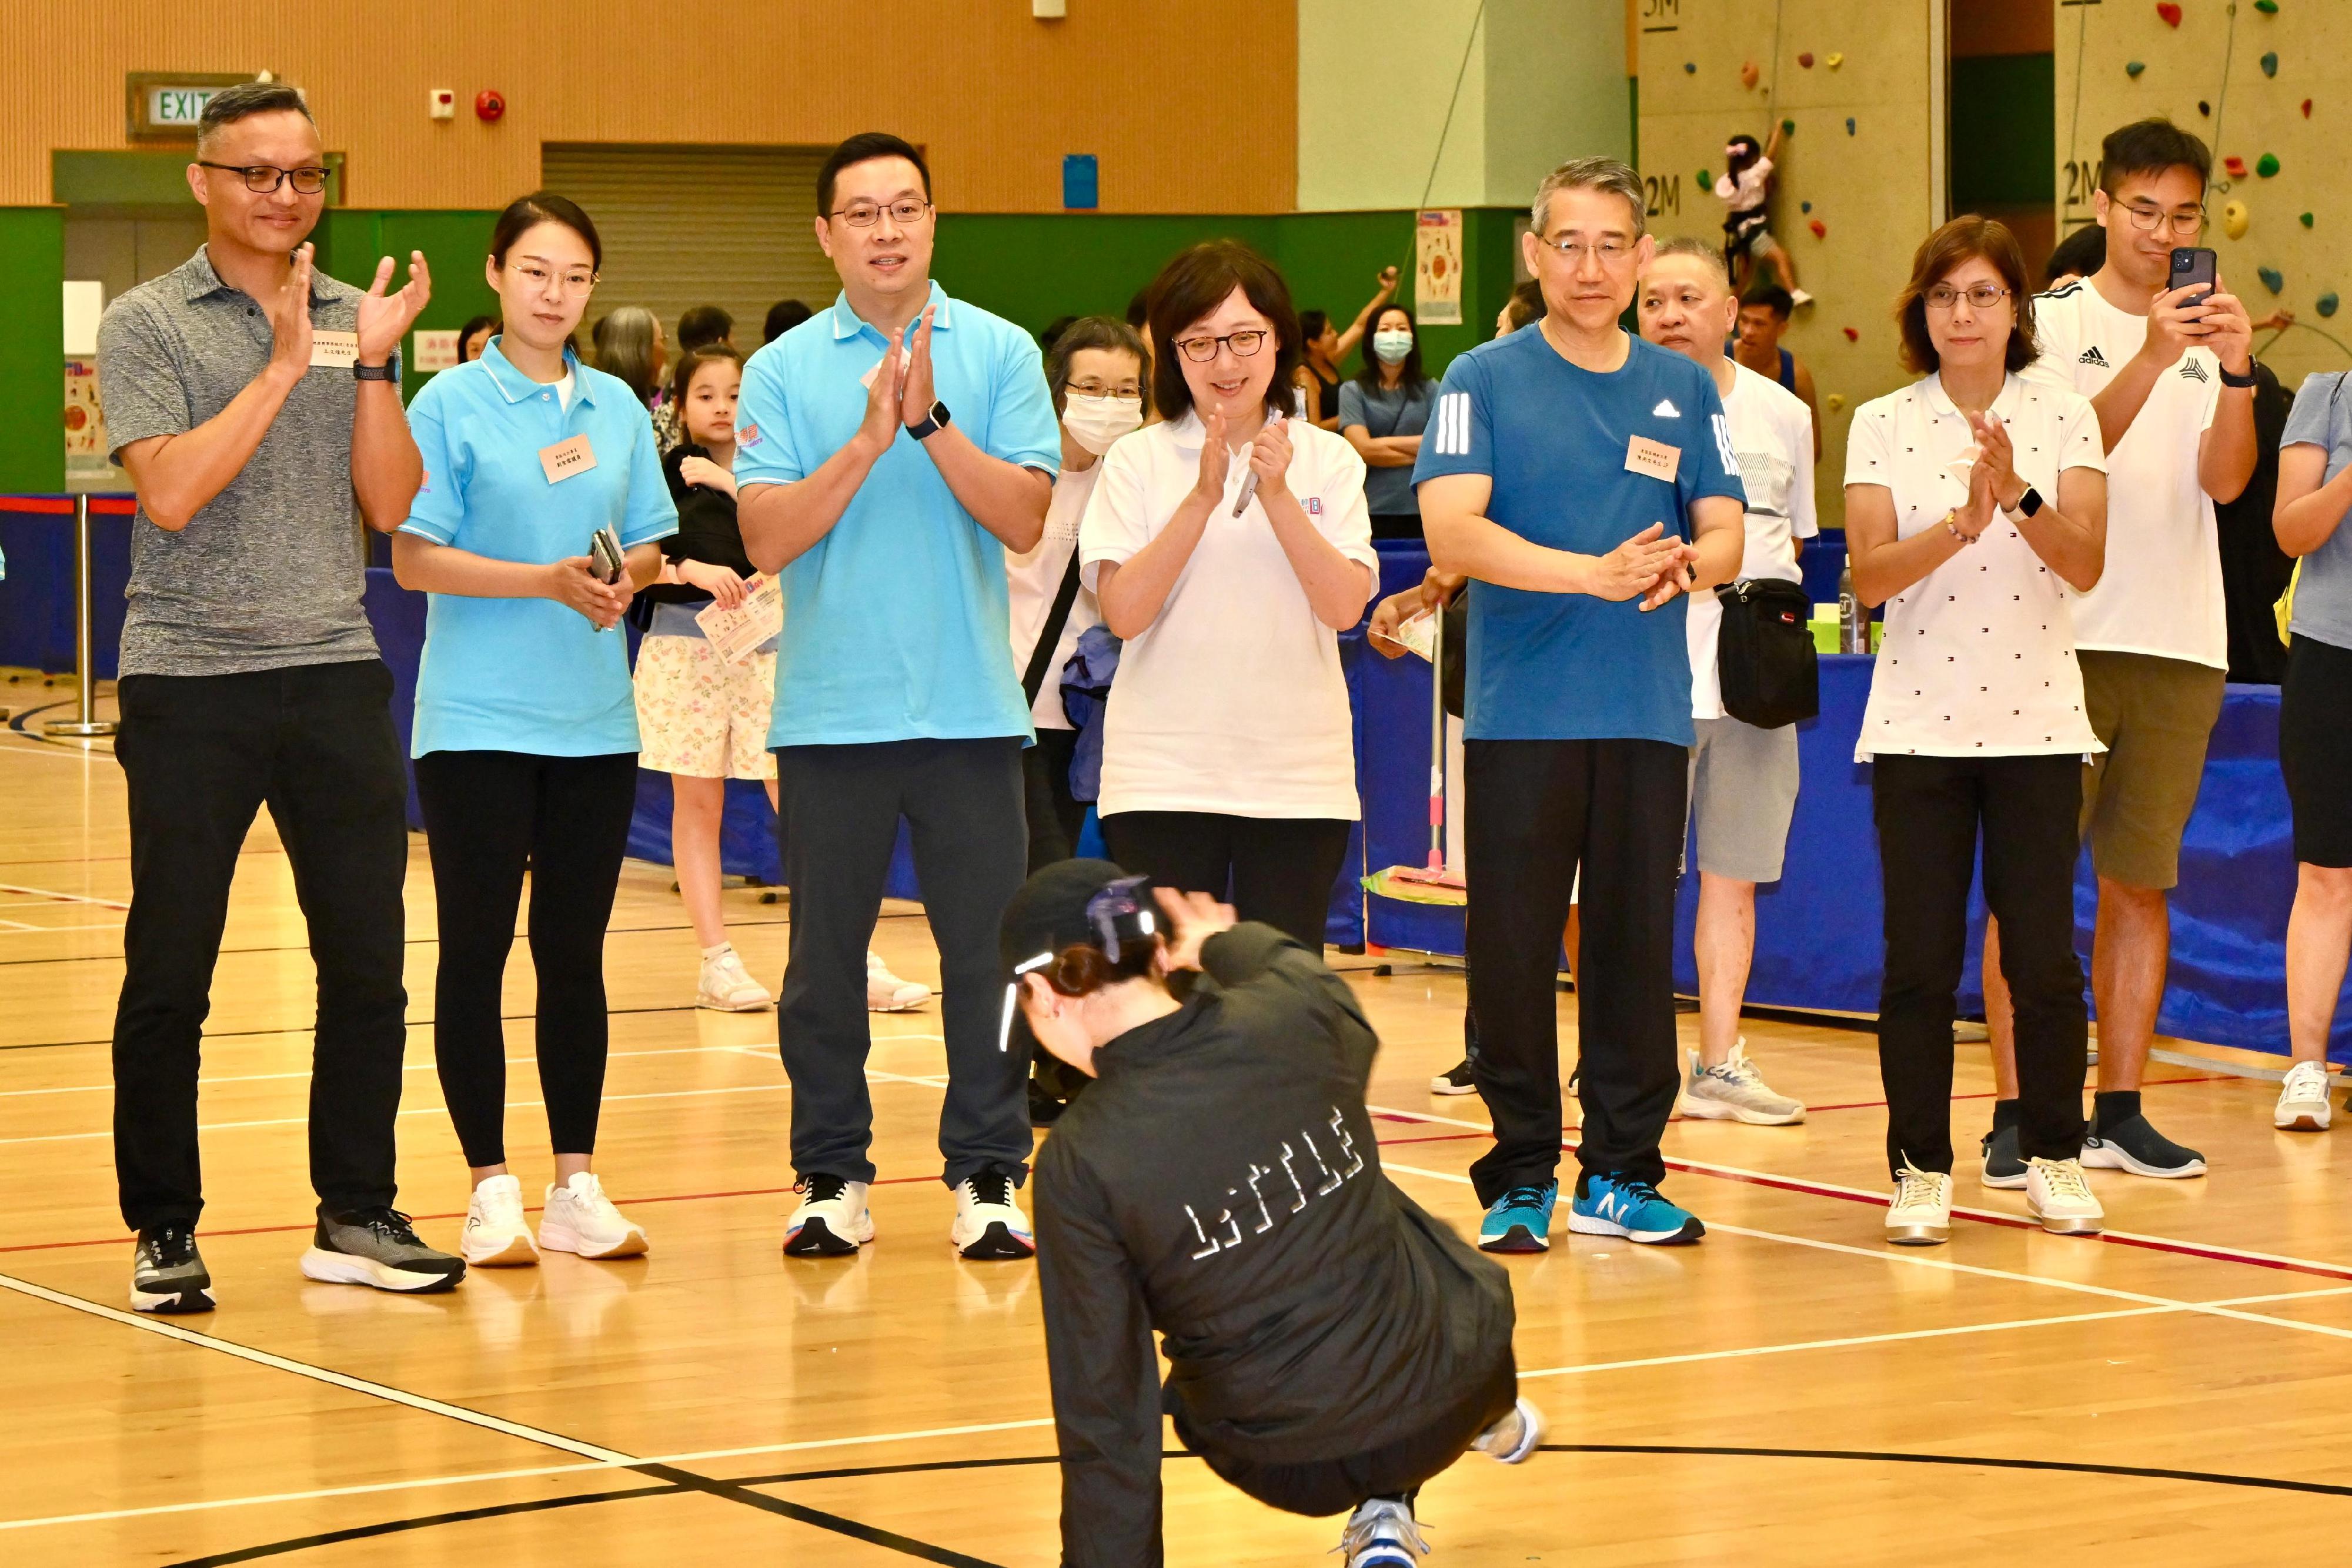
[1534,1443,2352,1498]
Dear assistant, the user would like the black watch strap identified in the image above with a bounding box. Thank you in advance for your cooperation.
[2219,361,2259,389]
[907,399,952,441]
[353,360,399,382]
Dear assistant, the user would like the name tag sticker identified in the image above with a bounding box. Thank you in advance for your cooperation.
[539,434,597,484]
[309,330,359,370]
[1625,434,1681,483]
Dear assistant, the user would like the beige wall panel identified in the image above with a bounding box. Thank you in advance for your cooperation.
[5,2,1297,213]
[2056,0,2351,393]
[1639,0,1946,529]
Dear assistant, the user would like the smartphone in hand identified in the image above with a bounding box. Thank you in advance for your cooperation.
[2170,246,2219,305]
[589,526,626,584]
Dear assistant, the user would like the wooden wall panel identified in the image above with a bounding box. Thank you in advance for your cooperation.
[3,2,1298,213]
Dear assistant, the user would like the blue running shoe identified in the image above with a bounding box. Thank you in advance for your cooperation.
[1568,1174,1704,1245]
[1478,1182,1556,1252]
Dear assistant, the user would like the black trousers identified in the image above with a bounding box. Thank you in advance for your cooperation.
[1873,753,2088,1176]
[775,737,1031,1187]
[1464,738,1686,1206]
[1023,726,1085,872]
[112,660,410,1231]
[414,750,637,1168]
[1100,811,1351,952]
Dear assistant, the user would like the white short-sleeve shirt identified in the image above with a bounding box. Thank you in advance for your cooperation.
[1078,411,1377,819]
[1844,372,2108,761]
[2019,277,2226,668]
[1689,361,1819,720]
[1005,459,1102,731]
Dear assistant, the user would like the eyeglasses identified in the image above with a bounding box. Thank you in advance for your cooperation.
[198,161,329,195]
[1538,235,1635,264]
[1172,329,1268,363]
[830,199,933,228]
[1066,380,1142,399]
[1925,283,2013,311]
[2119,201,2206,236]
[506,260,597,296]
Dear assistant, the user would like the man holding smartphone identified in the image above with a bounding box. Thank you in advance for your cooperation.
[1998,118,2258,1185]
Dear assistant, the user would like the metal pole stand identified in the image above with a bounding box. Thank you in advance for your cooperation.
[45,494,117,738]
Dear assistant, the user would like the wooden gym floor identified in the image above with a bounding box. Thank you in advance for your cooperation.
[6,689,2352,1566]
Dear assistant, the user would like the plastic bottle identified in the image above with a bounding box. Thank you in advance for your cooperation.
[1838,563,1868,654]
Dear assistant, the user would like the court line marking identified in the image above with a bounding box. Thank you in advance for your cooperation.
[1368,1102,2352,1282]
[0,880,128,910]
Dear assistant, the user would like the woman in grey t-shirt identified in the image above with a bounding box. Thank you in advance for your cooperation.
[1338,305,1434,539]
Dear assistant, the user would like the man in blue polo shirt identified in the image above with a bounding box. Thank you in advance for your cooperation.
[1418,157,1747,1253]
[737,132,1060,1262]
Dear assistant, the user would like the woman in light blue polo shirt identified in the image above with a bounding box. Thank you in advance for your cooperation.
[391,193,676,1270]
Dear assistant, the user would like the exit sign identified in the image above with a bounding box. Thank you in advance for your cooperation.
[126,72,268,141]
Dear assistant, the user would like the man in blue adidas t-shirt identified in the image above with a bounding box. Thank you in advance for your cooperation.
[1416,157,1746,1253]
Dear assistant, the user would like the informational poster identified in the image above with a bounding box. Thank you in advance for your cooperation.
[63,357,122,491]
[412,328,459,373]
[1415,209,1464,325]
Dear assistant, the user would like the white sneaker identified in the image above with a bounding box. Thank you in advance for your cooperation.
[2277,1059,2334,1131]
[1470,1396,1545,1463]
[1679,1041,1806,1125]
[867,951,929,1012]
[1789,287,1816,309]
[784,1174,874,1257]
[538,1172,648,1259]
[696,945,773,1012]
[1885,1161,1952,1247]
[462,1174,539,1267]
[950,1172,1035,1261]
[1339,1497,1429,1567]
[2024,1156,2105,1236]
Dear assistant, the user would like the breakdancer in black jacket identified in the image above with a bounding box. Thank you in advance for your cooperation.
[1004,860,1541,1567]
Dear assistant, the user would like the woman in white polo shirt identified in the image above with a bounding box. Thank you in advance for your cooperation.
[1845,216,2109,1246]
[1080,241,1377,949]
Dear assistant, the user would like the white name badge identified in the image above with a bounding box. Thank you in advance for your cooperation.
[540,433,597,484]
[1624,433,1681,483]
[309,330,359,370]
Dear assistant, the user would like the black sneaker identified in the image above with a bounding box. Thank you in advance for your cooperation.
[299,1208,466,1293]
[1027,1079,1066,1126]
[1431,1057,1477,1095]
[2082,1111,2207,1179]
[131,1223,213,1313]
[1979,1124,2027,1189]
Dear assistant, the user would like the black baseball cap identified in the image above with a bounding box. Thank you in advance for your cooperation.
[996,860,1157,1052]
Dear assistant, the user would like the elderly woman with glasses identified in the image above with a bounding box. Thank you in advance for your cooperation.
[1077,240,1378,951]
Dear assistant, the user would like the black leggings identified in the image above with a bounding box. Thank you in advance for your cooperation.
[415,750,637,1168]
[1100,810,1351,951]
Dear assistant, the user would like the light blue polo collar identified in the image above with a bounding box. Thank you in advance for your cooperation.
[479,336,594,407]
[828,280,956,342]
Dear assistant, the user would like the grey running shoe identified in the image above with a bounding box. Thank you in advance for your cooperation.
[300,1208,465,1293]
[1979,1122,2027,1189]
[131,1223,213,1313]
[1679,1041,1806,1124]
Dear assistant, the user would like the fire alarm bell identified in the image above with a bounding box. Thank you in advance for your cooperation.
[475,89,506,122]
[429,88,455,119]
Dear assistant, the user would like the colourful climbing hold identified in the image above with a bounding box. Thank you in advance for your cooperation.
[1825,393,1846,413]
[2126,61,2146,78]
[2224,156,2247,178]
[1782,119,1795,135]
[2259,153,2281,178]
[2304,99,2314,118]
[1798,51,1815,69]
[1809,219,1827,239]
[1685,61,1697,73]
[2256,0,2278,12]
[2157,2,2182,26]
[1826,53,1844,69]
[2224,200,2250,239]
[1740,60,1759,89]
[1842,327,1859,343]
[1698,169,1712,189]
[2262,52,2278,78]
[1800,200,1813,213]
[2259,267,2285,294]
[2199,100,2211,116]
[1845,116,1856,136]
[2321,293,2341,319]
[2302,212,2316,228]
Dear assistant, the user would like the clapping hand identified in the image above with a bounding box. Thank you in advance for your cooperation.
[1965,409,2023,517]
[1191,409,1232,504]
[899,306,938,427]
[858,335,905,454]
[264,242,316,382]
[355,250,431,367]
[1247,414,1293,501]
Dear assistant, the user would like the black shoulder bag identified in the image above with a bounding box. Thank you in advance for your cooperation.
[1714,577,1819,729]
[1023,551,1087,708]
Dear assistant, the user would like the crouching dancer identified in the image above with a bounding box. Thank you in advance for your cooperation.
[1012,862,1541,1567]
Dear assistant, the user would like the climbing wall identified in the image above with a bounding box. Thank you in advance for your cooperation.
[1638,0,1948,528]
[2057,0,2352,390]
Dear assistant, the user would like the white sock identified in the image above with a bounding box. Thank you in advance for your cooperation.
[701,942,733,961]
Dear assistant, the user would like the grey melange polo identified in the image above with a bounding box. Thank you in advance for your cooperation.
[96,244,386,677]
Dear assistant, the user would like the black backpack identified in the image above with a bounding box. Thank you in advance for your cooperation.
[1714,577,1819,729]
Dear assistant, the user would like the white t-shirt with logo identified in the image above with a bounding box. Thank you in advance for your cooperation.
[1005,459,1102,730]
[1845,372,2107,761]
[1078,412,1376,819]
[2020,276,2226,668]
[1688,360,1818,720]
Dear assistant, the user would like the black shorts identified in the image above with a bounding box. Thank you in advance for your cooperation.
[2282,634,2352,867]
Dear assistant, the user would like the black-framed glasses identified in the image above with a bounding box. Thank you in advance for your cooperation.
[2119,201,2206,236]
[198,161,329,195]
[1172,329,1268,363]
[830,198,932,228]
[1925,282,2013,311]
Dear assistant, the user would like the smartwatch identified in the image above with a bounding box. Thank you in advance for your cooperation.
[353,361,399,382]
[2219,362,2260,389]
[2002,486,2044,524]
[907,399,953,441]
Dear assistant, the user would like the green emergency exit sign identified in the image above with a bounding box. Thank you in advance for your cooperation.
[125,72,267,141]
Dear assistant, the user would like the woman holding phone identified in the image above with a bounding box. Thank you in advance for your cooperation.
[392,193,677,1268]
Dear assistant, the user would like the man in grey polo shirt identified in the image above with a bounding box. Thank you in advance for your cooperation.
[95,82,462,1312]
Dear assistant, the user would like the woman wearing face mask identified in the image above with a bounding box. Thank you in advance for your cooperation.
[1007,316,1150,869]
[1081,241,1378,952]
[392,193,677,1268]
[1338,305,1433,540]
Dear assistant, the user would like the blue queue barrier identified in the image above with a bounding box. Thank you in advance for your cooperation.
[0,496,134,677]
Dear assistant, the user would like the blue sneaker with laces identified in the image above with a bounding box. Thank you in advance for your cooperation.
[1568,1173,1704,1245]
[1478,1181,1556,1252]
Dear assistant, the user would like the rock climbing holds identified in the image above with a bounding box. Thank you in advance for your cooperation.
[1685,61,1697,73]
[2224,200,2250,239]
[1782,119,1796,134]
[2263,52,2279,78]
[2259,153,2281,178]
[2259,267,2285,294]
[1842,326,1859,343]
[2225,156,2247,178]
[1801,200,1813,213]
[1698,169,1712,189]
[2302,212,2316,228]
[2127,61,2146,78]
[1845,117,1856,136]
[1798,51,1814,69]
[1825,393,1846,413]
[2256,0,2278,13]
[2199,100,2211,117]
[2157,2,2182,27]
[2321,293,2341,319]
[1826,53,1844,69]
[1740,61,1760,90]
[1809,219,1827,239]
[2304,99,2314,118]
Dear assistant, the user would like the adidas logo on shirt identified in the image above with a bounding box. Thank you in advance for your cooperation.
[2180,359,2210,383]
[1653,398,1681,417]
[2077,346,2109,367]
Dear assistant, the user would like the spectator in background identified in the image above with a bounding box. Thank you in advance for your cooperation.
[457,313,500,363]
[762,297,812,343]
[1294,266,1402,429]
[1083,240,1378,951]
[1036,314,1078,355]
[654,306,733,450]
[1339,303,1433,540]
[1729,284,1822,461]
[595,305,666,410]
[1494,278,1544,337]
[2042,222,2109,290]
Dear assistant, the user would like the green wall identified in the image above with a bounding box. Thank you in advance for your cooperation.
[1950,54,2055,212]
[0,209,65,493]
[313,209,500,399]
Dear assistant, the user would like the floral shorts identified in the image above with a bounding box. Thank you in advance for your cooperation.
[633,634,777,780]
